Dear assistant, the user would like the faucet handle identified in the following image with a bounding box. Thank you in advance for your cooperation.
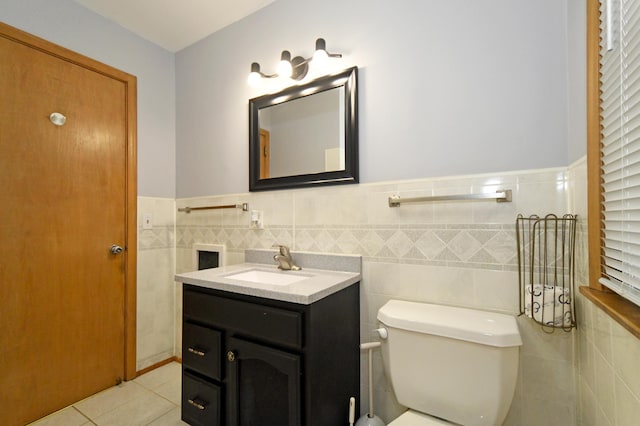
[271,243,290,256]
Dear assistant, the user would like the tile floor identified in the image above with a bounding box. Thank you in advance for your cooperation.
[29,362,187,426]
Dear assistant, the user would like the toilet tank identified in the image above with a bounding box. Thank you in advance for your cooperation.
[377,300,522,426]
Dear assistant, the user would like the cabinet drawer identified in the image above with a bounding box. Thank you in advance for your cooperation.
[182,372,221,426]
[184,289,303,349]
[183,321,222,380]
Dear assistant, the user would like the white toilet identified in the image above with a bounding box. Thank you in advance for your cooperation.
[377,300,522,426]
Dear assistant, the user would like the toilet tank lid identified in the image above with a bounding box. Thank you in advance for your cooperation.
[377,300,522,347]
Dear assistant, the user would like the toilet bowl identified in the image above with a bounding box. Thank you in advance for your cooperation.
[377,300,522,426]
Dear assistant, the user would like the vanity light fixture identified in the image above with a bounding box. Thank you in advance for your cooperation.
[247,38,342,87]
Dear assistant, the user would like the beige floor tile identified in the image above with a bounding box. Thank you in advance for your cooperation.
[73,381,149,420]
[28,407,89,426]
[147,407,190,426]
[135,362,181,391]
[153,375,182,406]
[30,363,183,426]
[92,391,174,426]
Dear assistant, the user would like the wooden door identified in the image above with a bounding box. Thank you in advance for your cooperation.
[0,24,137,425]
[259,128,270,179]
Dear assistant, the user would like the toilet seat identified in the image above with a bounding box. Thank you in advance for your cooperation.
[388,410,454,426]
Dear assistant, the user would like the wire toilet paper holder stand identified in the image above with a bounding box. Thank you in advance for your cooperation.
[516,214,577,333]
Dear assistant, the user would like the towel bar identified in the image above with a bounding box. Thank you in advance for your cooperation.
[388,190,512,207]
[178,203,248,213]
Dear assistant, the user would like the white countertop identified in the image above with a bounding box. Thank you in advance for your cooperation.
[175,263,361,305]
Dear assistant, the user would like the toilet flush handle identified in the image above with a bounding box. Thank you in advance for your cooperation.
[375,328,388,339]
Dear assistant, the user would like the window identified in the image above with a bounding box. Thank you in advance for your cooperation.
[587,0,640,337]
[597,0,640,306]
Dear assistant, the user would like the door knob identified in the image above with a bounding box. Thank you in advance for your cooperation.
[227,350,236,362]
[110,245,124,255]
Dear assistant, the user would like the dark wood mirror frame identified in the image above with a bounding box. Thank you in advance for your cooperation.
[249,67,358,191]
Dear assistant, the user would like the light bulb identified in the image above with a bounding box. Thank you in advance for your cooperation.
[312,48,329,66]
[248,62,262,87]
[248,71,262,87]
[313,38,329,67]
[277,50,293,78]
[277,60,292,78]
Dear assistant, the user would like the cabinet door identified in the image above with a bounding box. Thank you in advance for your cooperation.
[226,337,301,426]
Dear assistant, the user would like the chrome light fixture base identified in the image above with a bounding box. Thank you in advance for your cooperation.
[290,56,309,81]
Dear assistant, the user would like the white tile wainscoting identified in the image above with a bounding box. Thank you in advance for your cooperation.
[133,160,640,425]
[172,166,575,425]
[569,159,640,426]
[137,197,176,371]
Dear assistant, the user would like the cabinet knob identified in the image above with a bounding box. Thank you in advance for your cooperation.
[227,350,236,362]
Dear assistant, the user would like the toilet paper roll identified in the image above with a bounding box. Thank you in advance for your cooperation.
[524,284,572,327]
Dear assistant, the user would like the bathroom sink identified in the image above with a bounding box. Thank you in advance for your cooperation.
[224,269,313,286]
[175,252,362,304]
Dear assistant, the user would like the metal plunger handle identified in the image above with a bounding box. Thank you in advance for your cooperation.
[360,341,381,418]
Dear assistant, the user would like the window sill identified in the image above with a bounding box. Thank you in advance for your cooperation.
[580,286,640,339]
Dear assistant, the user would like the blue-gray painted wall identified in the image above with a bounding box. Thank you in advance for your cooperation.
[1,0,587,198]
[175,0,585,197]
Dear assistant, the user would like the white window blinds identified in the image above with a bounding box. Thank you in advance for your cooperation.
[600,0,640,307]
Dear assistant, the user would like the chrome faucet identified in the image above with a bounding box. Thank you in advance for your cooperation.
[272,244,301,271]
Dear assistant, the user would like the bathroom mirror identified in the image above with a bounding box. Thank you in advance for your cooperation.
[249,67,358,191]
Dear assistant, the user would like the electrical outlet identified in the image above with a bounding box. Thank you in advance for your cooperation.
[250,210,263,229]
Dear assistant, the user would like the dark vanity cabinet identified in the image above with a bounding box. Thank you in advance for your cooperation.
[181,283,360,426]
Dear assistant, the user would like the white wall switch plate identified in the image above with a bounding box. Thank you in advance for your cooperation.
[143,213,153,229]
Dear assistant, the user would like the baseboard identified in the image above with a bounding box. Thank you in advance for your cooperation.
[135,356,181,377]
